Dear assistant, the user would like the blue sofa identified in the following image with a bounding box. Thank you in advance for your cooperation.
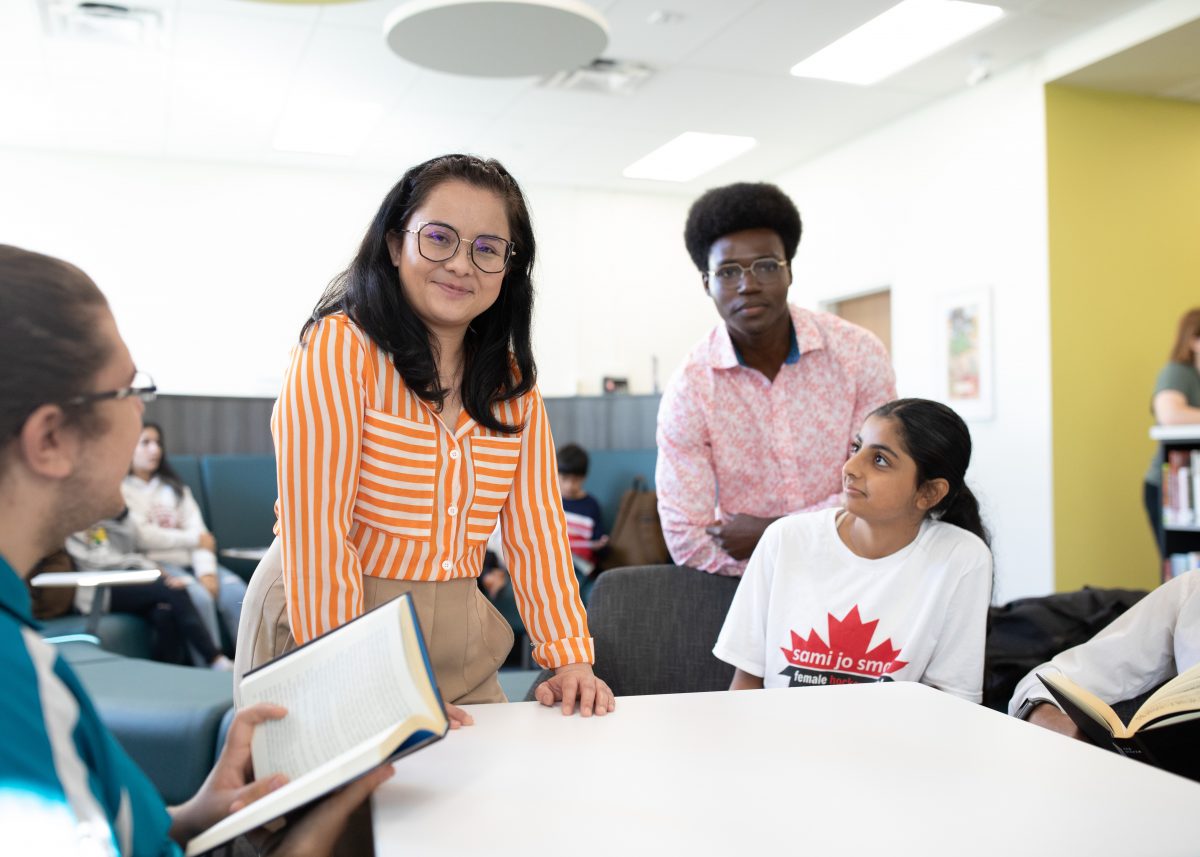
[54,640,233,805]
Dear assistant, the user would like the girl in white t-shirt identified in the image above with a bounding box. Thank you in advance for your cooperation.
[714,398,993,702]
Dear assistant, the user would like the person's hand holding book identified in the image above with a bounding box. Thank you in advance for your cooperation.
[1026,701,1084,740]
[168,703,291,844]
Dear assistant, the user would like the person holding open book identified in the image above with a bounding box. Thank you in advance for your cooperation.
[0,245,391,855]
[1009,569,1200,739]
[238,154,613,717]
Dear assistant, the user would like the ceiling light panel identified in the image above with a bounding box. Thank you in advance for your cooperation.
[790,0,1006,86]
[622,131,757,182]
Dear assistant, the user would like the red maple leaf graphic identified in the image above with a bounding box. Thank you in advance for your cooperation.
[781,605,908,677]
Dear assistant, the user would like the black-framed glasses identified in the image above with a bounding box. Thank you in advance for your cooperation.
[708,257,789,288]
[64,370,157,407]
[399,222,516,274]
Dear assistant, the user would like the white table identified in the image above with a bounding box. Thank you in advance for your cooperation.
[30,569,162,588]
[218,547,269,562]
[374,683,1200,856]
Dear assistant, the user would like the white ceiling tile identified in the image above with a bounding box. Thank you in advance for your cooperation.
[355,105,492,170]
[292,24,420,108]
[179,0,319,25]
[0,0,47,64]
[172,8,312,86]
[599,0,762,66]
[1021,0,1157,21]
[314,0,403,30]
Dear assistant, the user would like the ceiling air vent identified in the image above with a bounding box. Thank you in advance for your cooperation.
[540,58,654,96]
[40,0,166,47]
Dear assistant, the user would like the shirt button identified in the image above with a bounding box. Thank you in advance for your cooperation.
[441,560,452,571]
[449,449,459,460]
[448,505,458,516]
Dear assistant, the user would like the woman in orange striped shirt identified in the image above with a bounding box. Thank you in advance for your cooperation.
[238,154,613,718]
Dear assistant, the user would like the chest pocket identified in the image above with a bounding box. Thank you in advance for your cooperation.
[466,434,523,542]
[353,408,438,541]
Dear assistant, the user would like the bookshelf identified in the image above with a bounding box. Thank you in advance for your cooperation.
[1151,425,1200,580]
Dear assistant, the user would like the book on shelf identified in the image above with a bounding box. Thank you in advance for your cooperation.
[1161,450,1200,527]
[185,593,448,856]
[1038,665,1200,782]
[1165,552,1200,582]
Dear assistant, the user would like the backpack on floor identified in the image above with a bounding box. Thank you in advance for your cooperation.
[600,477,671,571]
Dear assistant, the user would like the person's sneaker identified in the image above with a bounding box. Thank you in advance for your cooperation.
[210,655,234,672]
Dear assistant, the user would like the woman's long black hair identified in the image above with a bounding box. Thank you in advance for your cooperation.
[871,398,990,546]
[301,154,536,434]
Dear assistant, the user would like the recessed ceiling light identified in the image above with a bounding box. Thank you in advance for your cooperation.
[790,0,1005,86]
[273,99,384,156]
[384,0,609,78]
[623,132,757,183]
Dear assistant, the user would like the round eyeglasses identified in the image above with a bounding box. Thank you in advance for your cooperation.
[708,257,788,289]
[399,222,516,274]
[64,370,157,407]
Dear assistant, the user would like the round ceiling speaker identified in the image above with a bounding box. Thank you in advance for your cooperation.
[384,0,609,78]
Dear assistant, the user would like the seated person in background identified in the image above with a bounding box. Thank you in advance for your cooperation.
[67,512,233,670]
[656,181,896,577]
[557,443,609,578]
[1009,569,1200,736]
[715,399,992,702]
[0,243,386,853]
[123,420,247,644]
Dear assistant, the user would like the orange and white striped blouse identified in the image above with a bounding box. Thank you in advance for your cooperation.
[271,313,593,669]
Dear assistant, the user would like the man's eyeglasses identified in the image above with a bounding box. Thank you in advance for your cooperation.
[398,222,516,274]
[708,257,788,288]
[64,370,157,407]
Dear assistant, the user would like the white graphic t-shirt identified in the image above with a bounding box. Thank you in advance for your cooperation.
[714,508,992,702]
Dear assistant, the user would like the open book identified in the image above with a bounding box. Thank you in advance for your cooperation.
[186,594,449,856]
[1038,663,1200,781]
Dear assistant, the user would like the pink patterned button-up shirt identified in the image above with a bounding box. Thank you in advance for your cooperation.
[655,304,896,576]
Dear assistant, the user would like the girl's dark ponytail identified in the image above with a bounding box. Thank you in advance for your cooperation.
[870,398,990,548]
[932,483,989,546]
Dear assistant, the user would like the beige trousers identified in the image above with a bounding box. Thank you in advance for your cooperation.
[235,538,513,705]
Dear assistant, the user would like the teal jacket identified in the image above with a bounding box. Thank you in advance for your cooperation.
[0,553,179,856]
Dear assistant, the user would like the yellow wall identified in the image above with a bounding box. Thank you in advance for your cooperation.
[1047,85,1200,591]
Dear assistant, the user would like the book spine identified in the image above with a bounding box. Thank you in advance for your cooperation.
[1181,465,1194,526]
[1192,451,1200,525]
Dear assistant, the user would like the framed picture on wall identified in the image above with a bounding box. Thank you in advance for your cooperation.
[936,288,994,422]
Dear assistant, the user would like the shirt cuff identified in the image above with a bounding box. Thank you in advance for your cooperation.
[534,636,595,670]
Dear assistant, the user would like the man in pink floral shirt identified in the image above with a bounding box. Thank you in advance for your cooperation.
[656,182,896,576]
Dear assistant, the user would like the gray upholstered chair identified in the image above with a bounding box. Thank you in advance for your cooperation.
[524,564,741,700]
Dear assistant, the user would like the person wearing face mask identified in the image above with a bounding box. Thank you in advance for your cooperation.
[122,421,248,647]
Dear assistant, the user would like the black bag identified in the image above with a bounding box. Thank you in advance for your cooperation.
[982,586,1148,711]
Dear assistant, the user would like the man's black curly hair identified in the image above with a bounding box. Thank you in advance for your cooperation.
[683,182,802,272]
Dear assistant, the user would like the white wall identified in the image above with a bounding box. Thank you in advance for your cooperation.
[774,63,1053,604]
[0,148,707,398]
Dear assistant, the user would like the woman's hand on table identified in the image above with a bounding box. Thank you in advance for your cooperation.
[446,703,474,729]
[534,663,615,717]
